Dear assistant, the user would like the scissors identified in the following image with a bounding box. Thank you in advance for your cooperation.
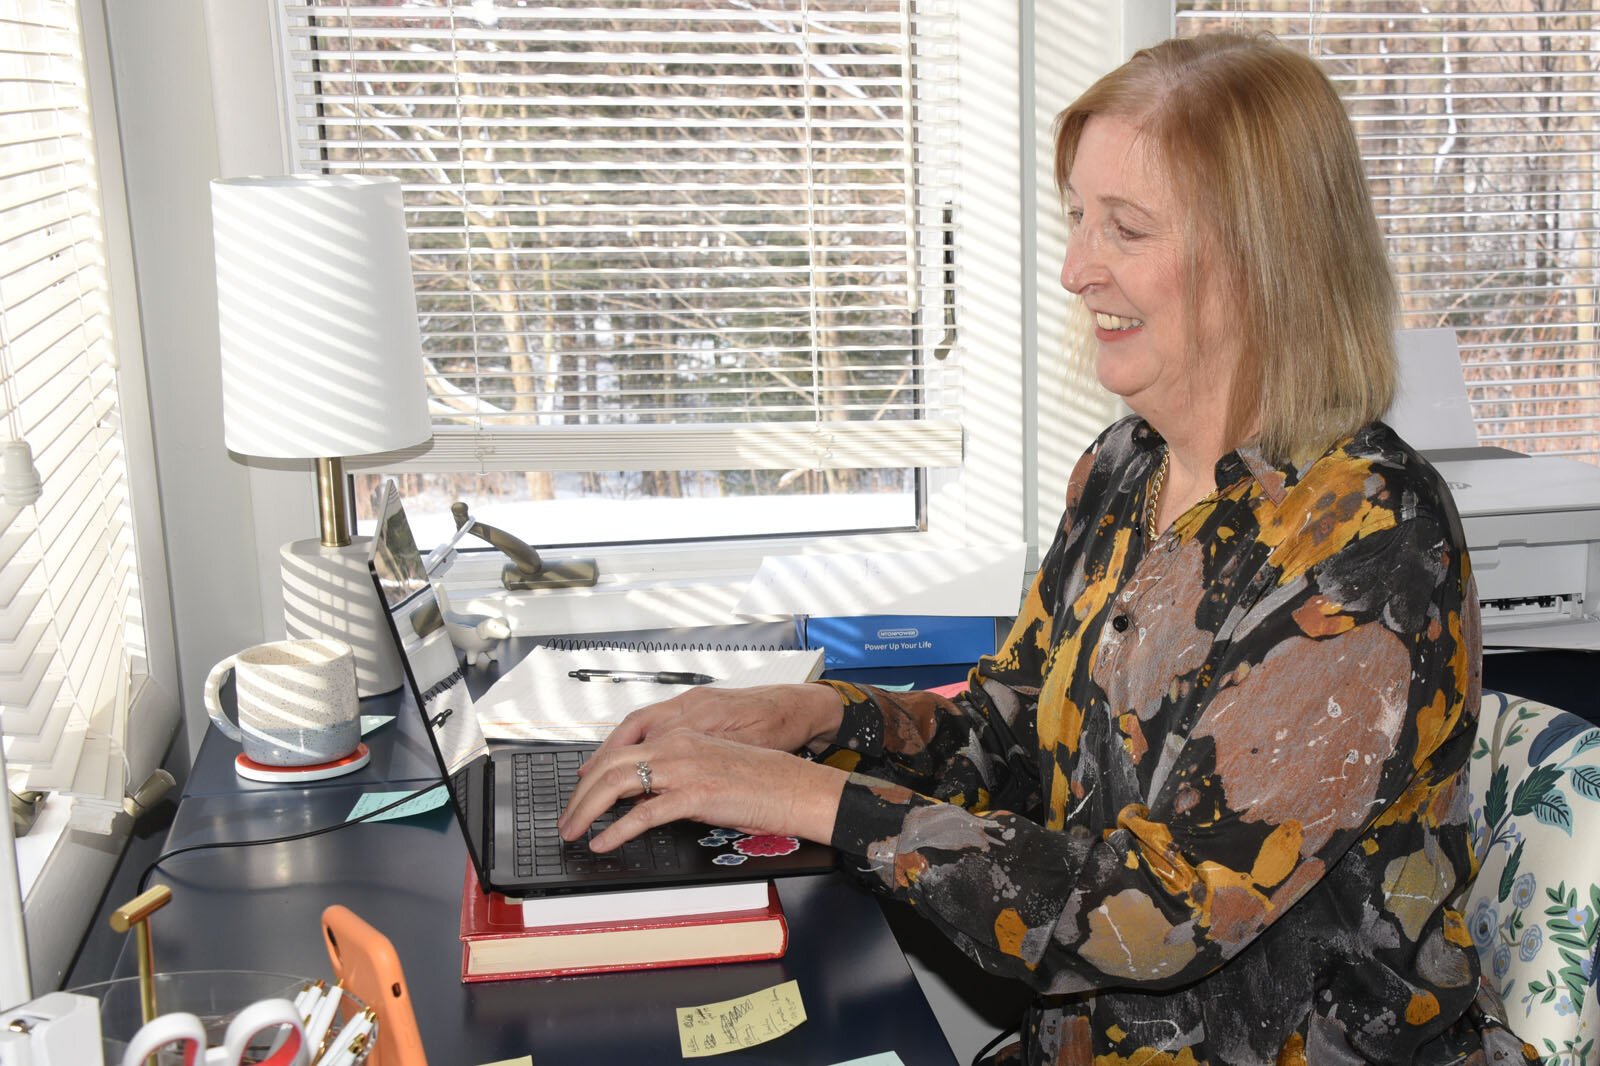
[119,997,309,1066]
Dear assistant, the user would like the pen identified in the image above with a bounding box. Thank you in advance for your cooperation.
[314,1007,376,1066]
[305,982,343,1061]
[568,669,717,685]
[293,979,325,1023]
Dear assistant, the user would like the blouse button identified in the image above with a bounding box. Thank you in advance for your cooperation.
[1111,614,1130,632]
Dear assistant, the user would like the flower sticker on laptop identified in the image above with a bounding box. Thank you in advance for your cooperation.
[694,828,802,862]
[734,835,801,858]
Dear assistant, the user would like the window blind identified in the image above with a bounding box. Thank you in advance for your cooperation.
[277,1,963,473]
[0,0,145,831]
[1176,4,1600,461]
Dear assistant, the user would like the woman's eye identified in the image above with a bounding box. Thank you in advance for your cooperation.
[1114,222,1142,241]
[1066,208,1083,227]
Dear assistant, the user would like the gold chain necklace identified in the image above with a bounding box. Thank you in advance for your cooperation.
[1143,448,1170,542]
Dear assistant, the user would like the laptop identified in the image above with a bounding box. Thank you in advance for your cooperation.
[366,480,836,897]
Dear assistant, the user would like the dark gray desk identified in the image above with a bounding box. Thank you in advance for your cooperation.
[135,786,955,1064]
[117,646,959,1065]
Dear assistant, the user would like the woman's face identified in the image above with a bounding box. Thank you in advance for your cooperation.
[1060,115,1240,431]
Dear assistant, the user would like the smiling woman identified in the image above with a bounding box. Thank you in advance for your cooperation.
[556,32,1537,1066]
[1058,115,1237,469]
[1054,32,1400,539]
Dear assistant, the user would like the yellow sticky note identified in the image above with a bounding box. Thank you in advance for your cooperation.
[677,978,807,1058]
[476,1058,532,1066]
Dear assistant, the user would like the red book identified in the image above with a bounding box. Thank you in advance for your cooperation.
[458,866,789,982]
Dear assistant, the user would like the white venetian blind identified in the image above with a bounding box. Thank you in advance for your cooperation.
[1177,3,1600,461]
[277,0,963,473]
[0,0,144,829]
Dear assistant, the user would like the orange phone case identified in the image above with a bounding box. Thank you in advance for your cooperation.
[321,905,428,1066]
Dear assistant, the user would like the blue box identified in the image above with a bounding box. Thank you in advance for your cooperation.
[803,614,1000,670]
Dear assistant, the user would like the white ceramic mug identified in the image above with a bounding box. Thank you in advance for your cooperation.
[204,639,360,766]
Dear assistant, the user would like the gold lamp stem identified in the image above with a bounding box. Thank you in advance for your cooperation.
[316,456,352,548]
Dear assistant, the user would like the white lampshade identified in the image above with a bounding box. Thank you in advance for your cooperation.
[211,174,430,458]
[212,175,430,700]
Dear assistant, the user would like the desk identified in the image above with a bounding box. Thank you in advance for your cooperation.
[99,649,960,1065]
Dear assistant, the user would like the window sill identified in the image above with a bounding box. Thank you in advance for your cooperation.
[16,793,126,991]
[442,547,793,637]
[439,533,1029,637]
[15,795,70,898]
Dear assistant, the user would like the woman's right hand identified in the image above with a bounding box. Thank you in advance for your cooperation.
[584,683,844,767]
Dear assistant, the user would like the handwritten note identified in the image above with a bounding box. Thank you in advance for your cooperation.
[677,979,806,1057]
[346,785,449,823]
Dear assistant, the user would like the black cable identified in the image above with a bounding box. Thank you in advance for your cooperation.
[970,1022,1021,1066]
[137,780,445,894]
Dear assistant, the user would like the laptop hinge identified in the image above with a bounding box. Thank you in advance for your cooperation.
[481,758,494,870]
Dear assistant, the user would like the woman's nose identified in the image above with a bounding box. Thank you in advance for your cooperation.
[1060,229,1102,294]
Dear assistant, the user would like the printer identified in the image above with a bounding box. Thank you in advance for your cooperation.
[1388,328,1600,647]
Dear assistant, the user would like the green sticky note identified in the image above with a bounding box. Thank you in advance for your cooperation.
[829,1054,906,1066]
[360,714,395,736]
[347,785,449,823]
[873,682,916,692]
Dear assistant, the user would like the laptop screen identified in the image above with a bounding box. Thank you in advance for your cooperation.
[368,481,489,777]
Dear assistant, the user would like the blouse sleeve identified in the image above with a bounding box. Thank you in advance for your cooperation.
[825,476,1479,995]
[811,445,1100,818]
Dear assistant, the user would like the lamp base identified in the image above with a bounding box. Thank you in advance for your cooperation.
[281,537,403,697]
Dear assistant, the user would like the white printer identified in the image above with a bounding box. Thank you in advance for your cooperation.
[1388,328,1600,647]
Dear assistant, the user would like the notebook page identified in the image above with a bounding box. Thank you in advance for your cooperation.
[475,645,825,742]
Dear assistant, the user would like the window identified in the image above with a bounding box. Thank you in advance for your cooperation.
[1177,3,1600,461]
[277,1,963,545]
[1,2,145,827]
[0,0,175,991]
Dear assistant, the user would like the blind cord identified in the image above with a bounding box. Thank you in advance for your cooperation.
[136,780,444,895]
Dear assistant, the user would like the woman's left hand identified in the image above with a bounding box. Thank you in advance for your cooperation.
[557,730,847,853]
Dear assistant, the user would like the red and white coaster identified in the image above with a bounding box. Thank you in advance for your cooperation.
[234,743,371,784]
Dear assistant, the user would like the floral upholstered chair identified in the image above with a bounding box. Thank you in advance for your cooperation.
[1467,690,1600,1065]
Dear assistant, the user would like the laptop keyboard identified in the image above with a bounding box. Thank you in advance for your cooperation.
[513,749,681,879]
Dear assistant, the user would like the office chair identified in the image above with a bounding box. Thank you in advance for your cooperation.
[1466,690,1600,1064]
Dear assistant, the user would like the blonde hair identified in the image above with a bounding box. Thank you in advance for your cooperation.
[1054,33,1396,463]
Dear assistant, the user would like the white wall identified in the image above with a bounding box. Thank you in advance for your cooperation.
[104,0,271,753]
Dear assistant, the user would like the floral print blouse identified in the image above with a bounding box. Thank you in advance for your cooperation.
[819,416,1531,1065]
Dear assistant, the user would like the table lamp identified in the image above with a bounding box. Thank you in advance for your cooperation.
[211,174,431,697]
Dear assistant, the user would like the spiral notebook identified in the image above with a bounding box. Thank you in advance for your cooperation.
[476,643,825,742]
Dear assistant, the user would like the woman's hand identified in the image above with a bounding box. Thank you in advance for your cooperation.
[584,683,844,769]
[557,729,847,853]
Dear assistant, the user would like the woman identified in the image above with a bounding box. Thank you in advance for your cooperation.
[561,34,1532,1065]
